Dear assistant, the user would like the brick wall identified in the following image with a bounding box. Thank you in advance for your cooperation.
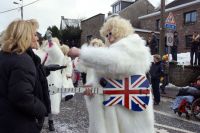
[169,63,200,86]
[140,3,200,53]
[119,0,154,28]
[80,0,155,45]
[80,14,105,45]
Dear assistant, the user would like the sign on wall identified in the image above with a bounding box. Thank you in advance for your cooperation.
[165,12,176,30]
[166,32,174,46]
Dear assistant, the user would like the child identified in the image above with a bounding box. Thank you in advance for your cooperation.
[160,54,169,94]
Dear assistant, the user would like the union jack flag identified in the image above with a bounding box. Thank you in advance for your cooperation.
[102,75,150,112]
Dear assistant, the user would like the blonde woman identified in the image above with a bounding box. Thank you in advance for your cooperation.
[60,44,74,101]
[69,16,154,133]
[0,19,50,133]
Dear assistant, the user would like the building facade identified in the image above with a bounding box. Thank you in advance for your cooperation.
[80,14,105,44]
[60,16,80,30]
[118,0,154,28]
[139,0,200,52]
[80,0,155,45]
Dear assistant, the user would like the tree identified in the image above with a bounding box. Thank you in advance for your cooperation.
[46,26,61,40]
[45,25,82,48]
[60,26,81,48]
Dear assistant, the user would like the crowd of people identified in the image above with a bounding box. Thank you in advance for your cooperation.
[146,30,200,66]
[0,16,199,133]
[0,16,155,133]
[146,30,200,106]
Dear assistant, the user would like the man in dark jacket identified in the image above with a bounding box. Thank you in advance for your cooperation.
[171,31,179,61]
[191,31,200,66]
[150,54,163,105]
[149,32,159,55]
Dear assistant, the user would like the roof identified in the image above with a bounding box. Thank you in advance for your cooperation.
[111,0,134,6]
[60,17,80,30]
[165,0,196,9]
[139,0,200,19]
[81,13,105,22]
[135,28,160,34]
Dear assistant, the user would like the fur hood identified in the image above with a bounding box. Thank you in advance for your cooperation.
[80,34,152,79]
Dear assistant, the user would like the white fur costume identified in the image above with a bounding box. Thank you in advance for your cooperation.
[79,34,154,133]
[61,56,74,98]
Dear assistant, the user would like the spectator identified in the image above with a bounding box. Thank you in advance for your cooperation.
[191,76,200,90]
[146,33,151,47]
[171,75,200,115]
[150,54,163,105]
[149,32,159,55]
[171,31,179,61]
[190,31,200,66]
[0,19,47,133]
[160,54,169,94]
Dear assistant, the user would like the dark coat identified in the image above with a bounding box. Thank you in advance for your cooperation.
[149,35,158,55]
[0,49,47,133]
[26,48,51,114]
[149,61,163,79]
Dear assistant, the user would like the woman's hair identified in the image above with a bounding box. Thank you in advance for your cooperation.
[60,44,70,55]
[90,38,105,47]
[1,19,38,54]
[0,30,5,48]
[100,16,134,41]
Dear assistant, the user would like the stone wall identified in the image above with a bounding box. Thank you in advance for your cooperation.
[169,63,200,86]
[80,14,105,45]
[119,0,154,28]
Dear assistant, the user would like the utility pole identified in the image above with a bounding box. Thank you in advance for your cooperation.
[13,0,23,20]
[20,4,23,19]
[159,0,165,56]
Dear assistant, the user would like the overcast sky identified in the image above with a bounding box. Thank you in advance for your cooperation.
[0,0,173,35]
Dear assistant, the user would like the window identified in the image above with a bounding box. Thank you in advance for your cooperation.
[113,2,121,13]
[185,35,192,47]
[184,11,197,24]
[156,19,160,31]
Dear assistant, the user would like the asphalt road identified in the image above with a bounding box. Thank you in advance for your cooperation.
[41,94,200,133]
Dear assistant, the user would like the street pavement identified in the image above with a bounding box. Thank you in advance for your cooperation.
[41,86,200,133]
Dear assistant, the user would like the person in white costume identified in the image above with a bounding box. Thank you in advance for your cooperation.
[76,38,105,85]
[60,45,75,100]
[36,36,65,131]
[68,16,154,133]
[42,37,64,115]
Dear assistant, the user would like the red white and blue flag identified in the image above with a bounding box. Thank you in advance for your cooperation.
[102,75,150,112]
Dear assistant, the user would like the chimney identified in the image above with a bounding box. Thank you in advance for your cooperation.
[108,11,112,17]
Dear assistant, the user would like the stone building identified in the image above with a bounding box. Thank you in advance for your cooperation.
[118,0,154,28]
[60,16,80,30]
[80,0,156,44]
[80,14,105,44]
[139,0,200,53]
